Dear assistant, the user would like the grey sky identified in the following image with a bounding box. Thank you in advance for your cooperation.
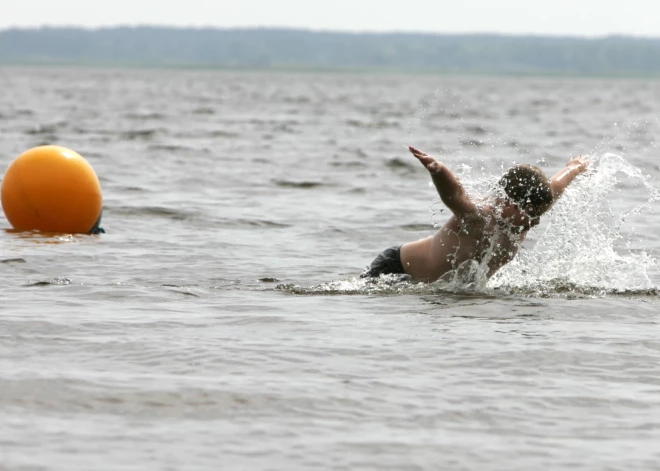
[2,0,659,37]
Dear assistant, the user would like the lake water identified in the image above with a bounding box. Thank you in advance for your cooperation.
[1,67,659,470]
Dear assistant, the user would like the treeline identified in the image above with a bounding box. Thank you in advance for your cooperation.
[1,27,659,76]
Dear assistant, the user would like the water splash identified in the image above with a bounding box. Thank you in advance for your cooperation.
[492,153,660,294]
[276,275,658,298]
[276,274,503,297]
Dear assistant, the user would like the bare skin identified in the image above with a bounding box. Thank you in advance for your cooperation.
[400,146,589,282]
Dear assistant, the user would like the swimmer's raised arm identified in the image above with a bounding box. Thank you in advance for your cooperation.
[550,155,589,199]
[409,146,477,217]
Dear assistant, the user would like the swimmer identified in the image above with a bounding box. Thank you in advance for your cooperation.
[361,146,589,282]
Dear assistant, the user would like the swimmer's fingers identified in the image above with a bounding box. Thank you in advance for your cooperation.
[567,155,589,173]
[409,146,442,173]
[579,156,589,172]
[408,146,431,159]
[578,155,589,168]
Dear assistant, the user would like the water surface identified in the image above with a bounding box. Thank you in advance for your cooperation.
[1,68,659,470]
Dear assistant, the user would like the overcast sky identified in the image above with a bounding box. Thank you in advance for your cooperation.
[2,0,659,37]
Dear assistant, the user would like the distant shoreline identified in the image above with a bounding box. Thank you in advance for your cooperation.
[2,27,659,78]
[2,63,659,80]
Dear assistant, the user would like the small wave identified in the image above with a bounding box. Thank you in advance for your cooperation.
[24,278,72,287]
[110,205,199,221]
[191,107,215,115]
[385,157,416,172]
[530,98,558,107]
[330,161,367,168]
[1,258,26,264]
[248,118,299,126]
[125,112,167,120]
[161,284,201,297]
[346,119,400,129]
[148,144,195,152]
[116,186,148,193]
[24,123,64,135]
[234,219,290,228]
[273,123,297,134]
[209,130,240,138]
[121,129,161,140]
[347,187,366,194]
[273,180,326,189]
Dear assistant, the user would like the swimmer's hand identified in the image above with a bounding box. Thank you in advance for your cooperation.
[566,155,589,174]
[408,145,477,216]
[408,146,444,174]
[550,155,589,199]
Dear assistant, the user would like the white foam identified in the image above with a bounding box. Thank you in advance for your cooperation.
[490,153,660,294]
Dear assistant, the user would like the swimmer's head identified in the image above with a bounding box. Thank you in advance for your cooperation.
[498,164,554,221]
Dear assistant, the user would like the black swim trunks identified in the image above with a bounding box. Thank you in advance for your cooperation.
[360,245,405,278]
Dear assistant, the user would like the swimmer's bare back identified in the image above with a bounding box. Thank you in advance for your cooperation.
[400,148,522,281]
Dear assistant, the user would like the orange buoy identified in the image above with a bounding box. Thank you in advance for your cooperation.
[1,145,103,234]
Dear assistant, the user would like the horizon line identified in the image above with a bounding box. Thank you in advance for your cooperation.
[1,25,659,40]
